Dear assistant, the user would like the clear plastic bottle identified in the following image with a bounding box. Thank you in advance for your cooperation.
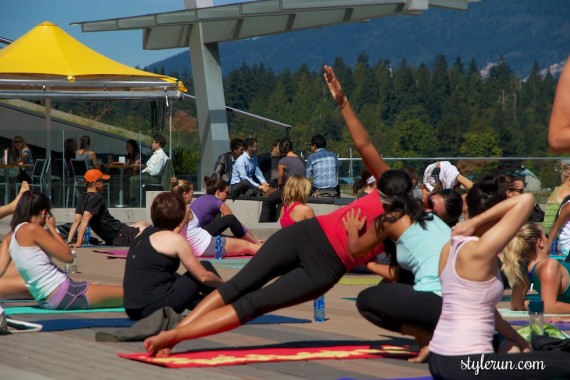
[215,235,223,260]
[551,236,559,255]
[529,299,544,339]
[313,295,325,322]
[65,250,78,274]
[84,226,91,246]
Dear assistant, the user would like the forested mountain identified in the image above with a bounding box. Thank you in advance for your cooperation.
[147,0,570,78]
[56,1,570,187]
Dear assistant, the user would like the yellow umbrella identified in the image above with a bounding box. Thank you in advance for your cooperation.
[0,21,186,201]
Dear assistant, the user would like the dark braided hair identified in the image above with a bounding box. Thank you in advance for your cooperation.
[374,169,432,280]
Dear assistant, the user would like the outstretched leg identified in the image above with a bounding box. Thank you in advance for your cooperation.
[86,284,123,308]
[223,237,261,256]
[145,302,241,357]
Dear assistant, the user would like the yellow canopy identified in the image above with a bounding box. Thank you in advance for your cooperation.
[0,21,186,96]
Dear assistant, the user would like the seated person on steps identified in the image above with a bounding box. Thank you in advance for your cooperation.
[211,138,244,183]
[129,134,169,206]
[67,169,149,247]
[230,137,269,199]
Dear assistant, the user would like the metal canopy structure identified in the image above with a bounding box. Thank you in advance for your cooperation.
[74,0,474,186]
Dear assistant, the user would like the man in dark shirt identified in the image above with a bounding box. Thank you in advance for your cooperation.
[68,169,148,247]
[210,138,244,183]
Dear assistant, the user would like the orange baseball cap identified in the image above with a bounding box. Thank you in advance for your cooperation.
[84,169,110,183]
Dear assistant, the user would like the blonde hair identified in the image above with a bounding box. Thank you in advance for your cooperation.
[502,222,542,291]
[170,177,193,195]
[561,163,570,183]
[282,176,311,205]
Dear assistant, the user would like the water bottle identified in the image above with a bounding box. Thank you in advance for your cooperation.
[65,250,78,274]
[313,295,325,322]
[215,235,223,260]
[84,226,91,246]
[529,300,544,339]
[551,237,557,254]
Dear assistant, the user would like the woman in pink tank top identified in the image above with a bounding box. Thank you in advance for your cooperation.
[429,177,570,379]
[279,175,315,228]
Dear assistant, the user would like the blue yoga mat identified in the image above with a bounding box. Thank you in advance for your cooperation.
[27,314,309,332]
[31,318,134,332]
[247,315,311,325]
[4,306,125,315]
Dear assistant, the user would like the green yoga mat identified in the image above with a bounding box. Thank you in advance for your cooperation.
[338,276,381,285]
[3,306,125,315]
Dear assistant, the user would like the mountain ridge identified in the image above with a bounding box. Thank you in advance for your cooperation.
[147,0,570,78]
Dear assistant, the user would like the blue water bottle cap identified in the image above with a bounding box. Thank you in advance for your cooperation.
[529,300,544,313]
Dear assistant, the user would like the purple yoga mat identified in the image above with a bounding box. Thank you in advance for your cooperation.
[510,320,570,330]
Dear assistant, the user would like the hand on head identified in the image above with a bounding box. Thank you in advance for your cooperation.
[19,181,30,194]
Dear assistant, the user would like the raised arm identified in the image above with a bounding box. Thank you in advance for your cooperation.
[0,181,29,220]
[452,193,534,261]
[0,233,13,278]
[324,65,390,180]
[549,56,570,153]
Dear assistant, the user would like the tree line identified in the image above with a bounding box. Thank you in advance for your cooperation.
[55,53,564,188]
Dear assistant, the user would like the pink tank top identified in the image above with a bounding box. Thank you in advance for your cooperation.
[280,202,300,228]
[429,235,504,356]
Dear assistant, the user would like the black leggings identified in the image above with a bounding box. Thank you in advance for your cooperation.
[429,351,570,380]
[218,218,346,323]
[126,262,220,320]
[203,215,246,238]
[258,188,283,223]
[356,282,442,333]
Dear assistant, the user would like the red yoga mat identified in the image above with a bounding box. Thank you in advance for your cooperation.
[118,344,416,368]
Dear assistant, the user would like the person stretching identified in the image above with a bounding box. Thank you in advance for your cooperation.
[2,192,123,310]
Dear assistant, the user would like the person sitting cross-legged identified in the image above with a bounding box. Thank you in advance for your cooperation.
[67,169,149,247]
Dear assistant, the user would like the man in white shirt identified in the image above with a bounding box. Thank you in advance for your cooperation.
[129,134,169,206]
[230,137,269,199]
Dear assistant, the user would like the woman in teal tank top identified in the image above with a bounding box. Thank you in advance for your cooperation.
[503,222,570,314]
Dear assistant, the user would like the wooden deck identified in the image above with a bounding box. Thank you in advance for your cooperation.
[1,246,436,380]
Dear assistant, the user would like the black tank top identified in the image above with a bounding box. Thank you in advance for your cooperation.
[123,226,181,309]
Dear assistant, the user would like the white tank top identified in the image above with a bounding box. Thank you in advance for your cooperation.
[9,223,67,300]
[185,209,213,256]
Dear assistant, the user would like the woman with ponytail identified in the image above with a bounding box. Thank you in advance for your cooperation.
[171,177,261,258]
[191,176,260,243]
[503,222,570,314]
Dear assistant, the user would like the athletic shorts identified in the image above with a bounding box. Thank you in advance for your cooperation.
[42,278,90,310]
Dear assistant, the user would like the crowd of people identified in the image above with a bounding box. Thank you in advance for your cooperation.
[2,59,570,379]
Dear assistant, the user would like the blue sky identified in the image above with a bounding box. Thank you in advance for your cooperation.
[1,0,244,69]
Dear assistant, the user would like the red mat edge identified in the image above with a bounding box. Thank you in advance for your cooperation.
[118,344,416,368]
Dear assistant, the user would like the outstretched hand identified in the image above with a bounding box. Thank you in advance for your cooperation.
[342,208,366,233]
[323,65,346,106]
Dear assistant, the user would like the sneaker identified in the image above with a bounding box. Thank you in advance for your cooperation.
[0,306,7,334]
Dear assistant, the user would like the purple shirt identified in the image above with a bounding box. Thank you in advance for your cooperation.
[190,195,223,227]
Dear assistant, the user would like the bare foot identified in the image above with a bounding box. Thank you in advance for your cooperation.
[144,331,176,357]
[408,345,430,363]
